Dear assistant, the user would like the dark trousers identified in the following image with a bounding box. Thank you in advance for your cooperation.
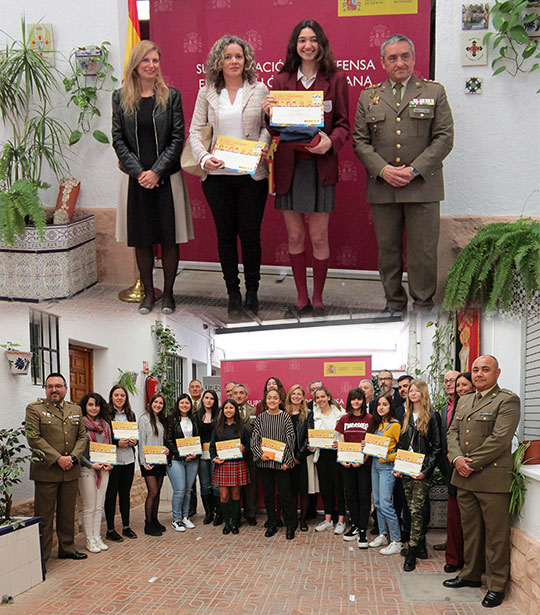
[316,450,346,516]
[259,467,294,528]
[34,479,79,563]
[104,462,135,529]
[340,464,371,529]
[242,451,258,518]
[446,493,464,566]
[202,174,268,293]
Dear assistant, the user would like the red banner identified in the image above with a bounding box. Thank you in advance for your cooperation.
[221,355,372,406]
[151,0,430,271]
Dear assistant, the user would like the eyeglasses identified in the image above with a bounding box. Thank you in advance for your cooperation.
[45,384,65,390]
[378,376,392,381]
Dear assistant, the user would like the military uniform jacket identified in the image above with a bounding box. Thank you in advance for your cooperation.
[26,399,87,482]
[447,385,520,493]
[238,403,257,435]
[353,75,454,203]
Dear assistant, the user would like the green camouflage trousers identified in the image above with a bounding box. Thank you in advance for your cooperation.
[402,475,431,546]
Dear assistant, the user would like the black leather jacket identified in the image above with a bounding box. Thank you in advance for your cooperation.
[111,87,184,179]
[397,409,442,478]
[165,412,199,463]
[293,410,315,461]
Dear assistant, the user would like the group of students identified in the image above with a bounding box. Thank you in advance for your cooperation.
[78,372,474,572]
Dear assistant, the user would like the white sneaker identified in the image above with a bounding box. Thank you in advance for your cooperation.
[172,520,186,532]
[86,538,101,553]
[334,521,347,535]
[182,517,195,529]
[94,537,108,551]
[380,540,403,555]
[368,534,389,548]
[315,520,334,532]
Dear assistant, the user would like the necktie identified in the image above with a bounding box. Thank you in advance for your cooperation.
[472,392,482,407]
[394,82,403,105]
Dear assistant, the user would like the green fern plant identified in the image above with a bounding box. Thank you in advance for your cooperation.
[443,218,540,314]
[0,179,45,245]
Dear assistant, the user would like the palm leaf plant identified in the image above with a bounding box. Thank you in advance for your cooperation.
[443,218,540,315]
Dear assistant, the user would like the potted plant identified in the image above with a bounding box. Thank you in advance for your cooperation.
[1,341,33,376]
[117,368,139,396]
[443,218,540,316]
[0,424,45,595]
[150,321,184,412]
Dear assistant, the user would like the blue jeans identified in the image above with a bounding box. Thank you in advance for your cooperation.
[198,458,219,496]
[371,458,401,542]
[167,459,199,521]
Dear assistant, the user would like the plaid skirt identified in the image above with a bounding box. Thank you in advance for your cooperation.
[213,459,250,487]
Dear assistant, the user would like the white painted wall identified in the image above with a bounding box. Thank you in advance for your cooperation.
[436,3,540,218]
[0,302,212,504]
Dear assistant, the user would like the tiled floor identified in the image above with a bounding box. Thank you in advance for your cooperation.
[8,505,519,615]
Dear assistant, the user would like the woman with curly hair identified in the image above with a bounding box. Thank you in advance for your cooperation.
[189,35,271,316]
[262,20,350,316]
[112,40,192,315]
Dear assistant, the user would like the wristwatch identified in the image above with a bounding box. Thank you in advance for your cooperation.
[410,167,420,177]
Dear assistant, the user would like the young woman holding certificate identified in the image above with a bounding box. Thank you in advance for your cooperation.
[210,399,250,535]
[395,380,442,571]
[104,385,138,542]
[284,385,314,531]
[195,390,221,525]
[365,392,402,555]
[165,394,200,532]
[251,389,297,539]
[311,387,346,534]
[262,20,350,316]
[79,393,113,553]
[189,35,270,316]
[335,388,372,547]
[139,393,168,537]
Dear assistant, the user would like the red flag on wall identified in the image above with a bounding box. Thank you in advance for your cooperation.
[123,0,141,80]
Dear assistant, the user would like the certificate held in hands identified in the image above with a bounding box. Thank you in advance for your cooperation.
[270,91,324,127]
[261,437,286,463]
[308,429,335,449]
[89,442,117,465]
[176,436,202,457]
[393,450,425,478]
[337,442,365,464]
[112,421,139,440]
[212,136,266,174]
[363,433,390,460]
[144,445,167,465]
[216,439,243,460]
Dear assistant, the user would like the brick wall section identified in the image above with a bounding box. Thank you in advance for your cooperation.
[508,526,540,614]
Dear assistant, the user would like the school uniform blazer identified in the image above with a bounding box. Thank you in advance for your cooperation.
[189,80,271,181]
[269,70,350,194]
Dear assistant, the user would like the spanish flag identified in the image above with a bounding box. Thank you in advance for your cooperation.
[123,0,141,80]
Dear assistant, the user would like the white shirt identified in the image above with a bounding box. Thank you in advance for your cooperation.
[297,67,317,89]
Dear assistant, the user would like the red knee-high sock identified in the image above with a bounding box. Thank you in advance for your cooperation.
[312,256,329,309]
[289,251,309,309]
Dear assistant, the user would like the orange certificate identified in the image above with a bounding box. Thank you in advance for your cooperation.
[212,135,266,174]
[176,436,202,457]
[308,429,335,449]
[144,446,167,465]
[394,450,425,478]
[337,442,365,464]
[89,442,117,465]
[270,90,324,127]
[363,433,390,460]
[216,439,243,460]
[262,437,286,463]
[111,421,139,440]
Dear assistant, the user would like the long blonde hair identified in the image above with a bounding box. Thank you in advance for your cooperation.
[121,40,169,115]
[402,379,432,435]
[285,384,308,420]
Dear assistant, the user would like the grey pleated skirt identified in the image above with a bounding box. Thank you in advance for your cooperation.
[275,158,335,214]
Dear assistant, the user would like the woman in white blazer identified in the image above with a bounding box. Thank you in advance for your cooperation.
[189,35,270,316]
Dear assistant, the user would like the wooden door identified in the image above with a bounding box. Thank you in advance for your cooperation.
[69,344,93,403]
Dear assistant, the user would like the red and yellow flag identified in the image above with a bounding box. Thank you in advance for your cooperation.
[123,0,141,80]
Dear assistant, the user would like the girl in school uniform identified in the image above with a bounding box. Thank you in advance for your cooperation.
[210,399,250,534]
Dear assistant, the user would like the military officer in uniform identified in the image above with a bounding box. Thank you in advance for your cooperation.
[25,373,88,564]
[353,34,454,313]
[444,356,520,608]
[232,383,258,525]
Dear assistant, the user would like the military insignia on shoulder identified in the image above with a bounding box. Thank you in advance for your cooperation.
[367,82,381,89]
[423,78,443,86]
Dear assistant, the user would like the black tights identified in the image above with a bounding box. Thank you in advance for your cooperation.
[144,475,164,521]
[135,244,179,299]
